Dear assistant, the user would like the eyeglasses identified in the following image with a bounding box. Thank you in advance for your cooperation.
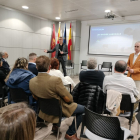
[135,46,140,48]
[59,39,62,40]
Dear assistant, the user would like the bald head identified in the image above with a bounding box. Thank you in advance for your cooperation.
[115,60,127,73]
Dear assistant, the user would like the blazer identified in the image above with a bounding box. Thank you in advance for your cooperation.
[47,44,68,61]
[79,70,105,88]
[2,58,10,74]
[28,63,38,76]
[29,73,77,123]
[127,53,140,80]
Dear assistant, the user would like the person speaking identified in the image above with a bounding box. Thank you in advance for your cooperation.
[127,41,140,97]
[44,37,68,76]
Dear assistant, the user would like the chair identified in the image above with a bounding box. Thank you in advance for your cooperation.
[38,98,77,140]
[98,62,112,74]
[64,84,72,93]
[66,60,74,77]
[81,60,87,70]
[9,88,29,104]
[80,107,133,140]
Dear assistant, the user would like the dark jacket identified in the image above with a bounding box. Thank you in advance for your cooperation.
[0,69,6,87]
[79,70,105,88]
[6,68,35,105]
[2,58,10,74]
[72,82,106,114]
[28,63,38,76]
[47,44,68,61]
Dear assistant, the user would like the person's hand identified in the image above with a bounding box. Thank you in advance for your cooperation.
[60,51,64,54]
[44,49,47,53]
[129,69,134,73]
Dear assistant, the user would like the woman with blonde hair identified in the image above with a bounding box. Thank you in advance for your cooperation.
[49,58,76,87]
[0,102,36,140]
[5,57,36,105]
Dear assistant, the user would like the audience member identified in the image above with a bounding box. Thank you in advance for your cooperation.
[5,57,36,105]
[28,53,38,76]
[103,60,139,122]
[127,41,140,98]
[49,58,76,87]
[0,58,6,87]
[79,58,105,88]
[0,102,36,140]
[29,55,84,140]
[1,51,10,75]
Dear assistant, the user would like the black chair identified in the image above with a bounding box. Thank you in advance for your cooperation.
[81,60,87,70]
[98,62,112,74]
[80,107,132,140]
[38,98,77,140]
[9,88,29,104]
[64,84,72,93]
[66,60,74,77]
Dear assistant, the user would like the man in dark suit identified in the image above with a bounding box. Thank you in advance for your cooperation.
[44,37,68,76]
[28,53,38,76]
[79,58,105,88]
[1,51,10,75]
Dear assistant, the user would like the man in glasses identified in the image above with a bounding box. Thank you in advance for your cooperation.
[127,41,140,98]
[44,37,68,76]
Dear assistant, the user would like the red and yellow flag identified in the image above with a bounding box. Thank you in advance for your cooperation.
[68,23,72,60]
[57,23,61,44]
[51,24,56,58]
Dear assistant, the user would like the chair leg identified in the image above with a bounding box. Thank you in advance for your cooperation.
[137,123,139,135]
[56,127,60,140]
[129,122,132,130]
[74,116,77,133]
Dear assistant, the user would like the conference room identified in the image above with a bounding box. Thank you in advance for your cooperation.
[0,0,140,140]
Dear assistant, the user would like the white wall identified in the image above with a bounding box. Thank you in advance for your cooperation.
[80,16,140,73]
[0,7,57,68]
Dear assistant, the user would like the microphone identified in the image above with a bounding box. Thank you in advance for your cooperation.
[59,49,61,52]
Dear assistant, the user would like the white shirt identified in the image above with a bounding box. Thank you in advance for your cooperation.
[133,52,140,64]
[103,73,139,103]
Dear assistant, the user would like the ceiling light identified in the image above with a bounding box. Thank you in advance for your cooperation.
[55,17,60,20]
[22,6,29,9]
[105,10,111,13]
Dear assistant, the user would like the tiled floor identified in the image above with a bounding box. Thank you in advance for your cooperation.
[34,76,140,140]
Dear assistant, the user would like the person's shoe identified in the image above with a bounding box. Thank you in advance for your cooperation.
[52,125,58,133]
[65,134,79,140]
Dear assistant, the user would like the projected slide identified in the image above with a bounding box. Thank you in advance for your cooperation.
[88,23,140,55]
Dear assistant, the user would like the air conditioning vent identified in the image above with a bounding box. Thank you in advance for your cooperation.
[130,0,138,1]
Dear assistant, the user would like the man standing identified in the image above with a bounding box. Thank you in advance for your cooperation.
[44,37,68,76]
[28,53,38,76]
[127,41,140,97]
[1,51,10,75]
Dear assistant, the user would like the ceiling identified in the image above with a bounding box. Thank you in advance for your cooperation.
[0,0,140,21]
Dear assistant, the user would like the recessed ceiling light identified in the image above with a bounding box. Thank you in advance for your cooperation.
[105,10,111,13]
[22,6,29,9]
[55,17,60,20]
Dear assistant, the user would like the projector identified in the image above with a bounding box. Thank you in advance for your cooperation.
[105,15,115,20]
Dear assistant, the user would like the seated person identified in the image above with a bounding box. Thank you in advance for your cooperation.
[5,57,36,105]
[1,51,10,75]
[0,102,36,140]
[103,60,139,122]
[0,57,6,87]
[29,55,84,140]
[49,58,76,87]
[79,58,105,88]
[28,53,38,76]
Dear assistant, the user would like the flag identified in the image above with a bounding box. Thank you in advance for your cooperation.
[51,24,56,58]
[68,23,72,60]
[63,23,66,44]
[57,23,61,44]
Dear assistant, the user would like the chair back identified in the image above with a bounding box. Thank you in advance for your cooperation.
[84,107,124,140]
[120,94,133,111]
[10,88,29,103]
[81,60,87,66]
[66,60,72,67]
[102,62,112,68]
[38,98,62,126]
